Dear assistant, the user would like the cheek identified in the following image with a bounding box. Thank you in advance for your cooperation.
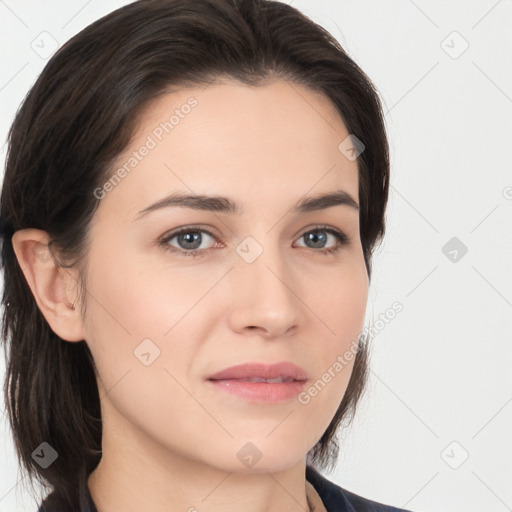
[84,254,183,340]
[80,256,166,384]
[304,259,368,412]
[81,258,208,439]
[318,258,369,348]
[81,251,219,397]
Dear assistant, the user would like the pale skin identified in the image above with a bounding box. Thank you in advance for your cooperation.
[12,80,368,512]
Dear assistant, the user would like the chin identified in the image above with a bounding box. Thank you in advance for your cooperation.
[228,448,304,475]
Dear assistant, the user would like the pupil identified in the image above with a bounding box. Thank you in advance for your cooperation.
[306,231,326,248]
[180,232,201,249]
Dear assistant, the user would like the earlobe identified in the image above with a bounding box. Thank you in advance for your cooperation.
[11,228,86,342]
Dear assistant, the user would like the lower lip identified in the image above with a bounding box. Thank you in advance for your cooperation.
[207,379,306,403]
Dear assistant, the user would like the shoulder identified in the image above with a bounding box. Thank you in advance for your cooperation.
[306,465,415,512]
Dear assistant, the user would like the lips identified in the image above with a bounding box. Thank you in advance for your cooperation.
[207,362,308,382]
[207,362,308,402]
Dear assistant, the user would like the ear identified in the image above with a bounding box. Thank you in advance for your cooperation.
[11,228,87,342]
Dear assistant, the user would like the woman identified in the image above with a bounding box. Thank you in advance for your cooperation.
[0,1,412,511]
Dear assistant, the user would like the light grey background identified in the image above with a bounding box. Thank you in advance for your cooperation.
[1,1,511,511]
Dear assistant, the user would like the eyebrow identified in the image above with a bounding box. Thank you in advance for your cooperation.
[134,189,359,220]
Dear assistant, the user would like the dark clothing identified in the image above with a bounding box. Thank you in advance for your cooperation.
[305,465,413,511]
[38,465,414,512]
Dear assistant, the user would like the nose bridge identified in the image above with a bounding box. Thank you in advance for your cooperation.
[239,234,296,302]
[228,232,303,336]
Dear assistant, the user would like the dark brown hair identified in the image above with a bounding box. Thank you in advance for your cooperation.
[0,0,389,510]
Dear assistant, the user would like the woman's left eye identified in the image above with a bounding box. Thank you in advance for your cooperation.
[294,227,349,255]
[159,225,349,258]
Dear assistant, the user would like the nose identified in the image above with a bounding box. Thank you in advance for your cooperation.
[227,242,304,339]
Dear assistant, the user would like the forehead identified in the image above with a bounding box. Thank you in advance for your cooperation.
[97,80,359,220]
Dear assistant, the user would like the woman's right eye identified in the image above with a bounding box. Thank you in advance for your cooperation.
[159,228,219,258]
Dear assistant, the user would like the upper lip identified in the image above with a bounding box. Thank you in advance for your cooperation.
[207,362,308,381]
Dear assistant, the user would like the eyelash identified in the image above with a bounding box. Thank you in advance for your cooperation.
[158,225,349,258]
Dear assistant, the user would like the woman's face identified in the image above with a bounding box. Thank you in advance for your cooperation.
[80,80,368,473]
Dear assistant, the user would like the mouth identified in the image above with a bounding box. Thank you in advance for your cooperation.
[212,376,297,383]
[206,362,308,403]
[206,361,308,381]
